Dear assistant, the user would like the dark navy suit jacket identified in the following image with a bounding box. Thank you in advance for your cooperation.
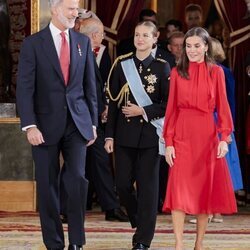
[16,26,98,145]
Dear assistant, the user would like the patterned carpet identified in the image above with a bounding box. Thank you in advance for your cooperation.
[0,210,250,250]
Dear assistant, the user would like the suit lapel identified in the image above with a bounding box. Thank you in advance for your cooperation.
[69,29,80,83]
[41,26,64,83]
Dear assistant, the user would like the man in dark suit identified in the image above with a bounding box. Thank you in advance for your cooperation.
[78,17,128,222]
[60,15,128,223]
[16,0,98,249]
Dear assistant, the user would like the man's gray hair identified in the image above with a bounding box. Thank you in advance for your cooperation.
[78,9,99,20]
[48,0,62,8]
[79,18,102,35]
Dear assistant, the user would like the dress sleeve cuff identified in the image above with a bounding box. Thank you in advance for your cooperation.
[165,137,173,146]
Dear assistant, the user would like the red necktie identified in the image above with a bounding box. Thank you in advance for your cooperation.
[59,32,70,85]
[93,46,100,57]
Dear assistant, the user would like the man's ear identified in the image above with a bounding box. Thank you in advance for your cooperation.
[167,44,172,52]
[156,31,160,39]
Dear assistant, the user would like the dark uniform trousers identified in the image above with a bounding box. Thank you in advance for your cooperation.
[86,122,119,211]
[33,113,88,248]
[115,145,160,247]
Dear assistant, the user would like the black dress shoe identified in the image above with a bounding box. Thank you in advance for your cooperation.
[132,233,137,247]
[132,243,148,250]
[60,214,68,224]
[47,248,64,250]
[68,245,83,250]
[105,208,129,222]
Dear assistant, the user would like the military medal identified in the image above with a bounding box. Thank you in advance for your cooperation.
[144,73,157,94]
[139,64,143,74]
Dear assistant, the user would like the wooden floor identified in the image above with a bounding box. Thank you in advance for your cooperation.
[0,207,250,250]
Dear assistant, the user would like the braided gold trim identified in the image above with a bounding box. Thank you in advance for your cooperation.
[106,53,133,107]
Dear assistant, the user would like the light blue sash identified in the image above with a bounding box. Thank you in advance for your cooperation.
[121,58,165,155]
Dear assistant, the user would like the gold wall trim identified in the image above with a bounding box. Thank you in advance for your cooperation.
[230,32,250,48]
[90,0,96,13]
[31,0,39,34]
[105,36,117,45]
[104,26,118,35]
[0,118,20,124]
[117,0,132,30]
[111,0,125,29]
[230,25,250,38]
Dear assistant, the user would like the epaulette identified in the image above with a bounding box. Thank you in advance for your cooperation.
[116,52,133,62]
[156,58,167,63]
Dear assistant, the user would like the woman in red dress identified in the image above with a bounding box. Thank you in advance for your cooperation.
[162,27,237,250]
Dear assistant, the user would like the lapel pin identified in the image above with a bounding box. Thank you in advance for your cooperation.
[77,44,82,56]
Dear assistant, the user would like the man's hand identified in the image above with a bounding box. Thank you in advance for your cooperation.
[87,127,97,146]
[122,101,144,117]
[104,139,114,153]
[101,105,108,123]
[27,127,45,146]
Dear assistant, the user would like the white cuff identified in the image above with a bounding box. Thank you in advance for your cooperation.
[22,125,37,131]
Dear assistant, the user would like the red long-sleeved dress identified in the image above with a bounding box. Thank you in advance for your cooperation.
[162,62,237,214]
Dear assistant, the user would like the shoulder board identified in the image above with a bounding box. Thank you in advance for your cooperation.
[116,52,133,62]
[156,58,167,63]
[111,52,133,69]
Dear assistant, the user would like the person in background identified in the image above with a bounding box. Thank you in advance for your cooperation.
[78,16,128,222]
[184,3,203,30]
[16,0,98,249]
[167,31,184,65]
[163,27,237,250]
[165,19,183,39]
[211,37,243,221]
[157,31,184,213]
[105,21,170,250]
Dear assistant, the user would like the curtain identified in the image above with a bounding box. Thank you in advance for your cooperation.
[87,0,144,61]
[173,0,212,31]
[214,0,250,192]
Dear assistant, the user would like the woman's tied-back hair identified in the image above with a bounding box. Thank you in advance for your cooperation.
[177,27,214,79]
[135,21,158,37]
[210,37,226,63]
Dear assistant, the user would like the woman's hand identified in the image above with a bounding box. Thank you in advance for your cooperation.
[217,141,228,158]
[165,146,175,167]
[122,101,144,117]
[104,139,114,153]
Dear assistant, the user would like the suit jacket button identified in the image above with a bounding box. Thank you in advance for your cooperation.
[63,106,67,110]
[140,119,143,123]
[127,119,130,122]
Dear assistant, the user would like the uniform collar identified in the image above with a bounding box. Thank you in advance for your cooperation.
[134,54,154,69]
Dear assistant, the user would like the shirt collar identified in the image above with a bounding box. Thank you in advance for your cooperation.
[134,54,154,69]
[49,22,69,38]
[151,46,157,58]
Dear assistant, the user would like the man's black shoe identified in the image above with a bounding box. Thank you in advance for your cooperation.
[60,214,68,224]
[46,248,64,250]
[105,208,129,222]
[132,232,137,247]
[68,244,83,250]
[132,243,148,250]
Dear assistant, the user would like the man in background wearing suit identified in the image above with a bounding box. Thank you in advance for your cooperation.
[16,0,98,249]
